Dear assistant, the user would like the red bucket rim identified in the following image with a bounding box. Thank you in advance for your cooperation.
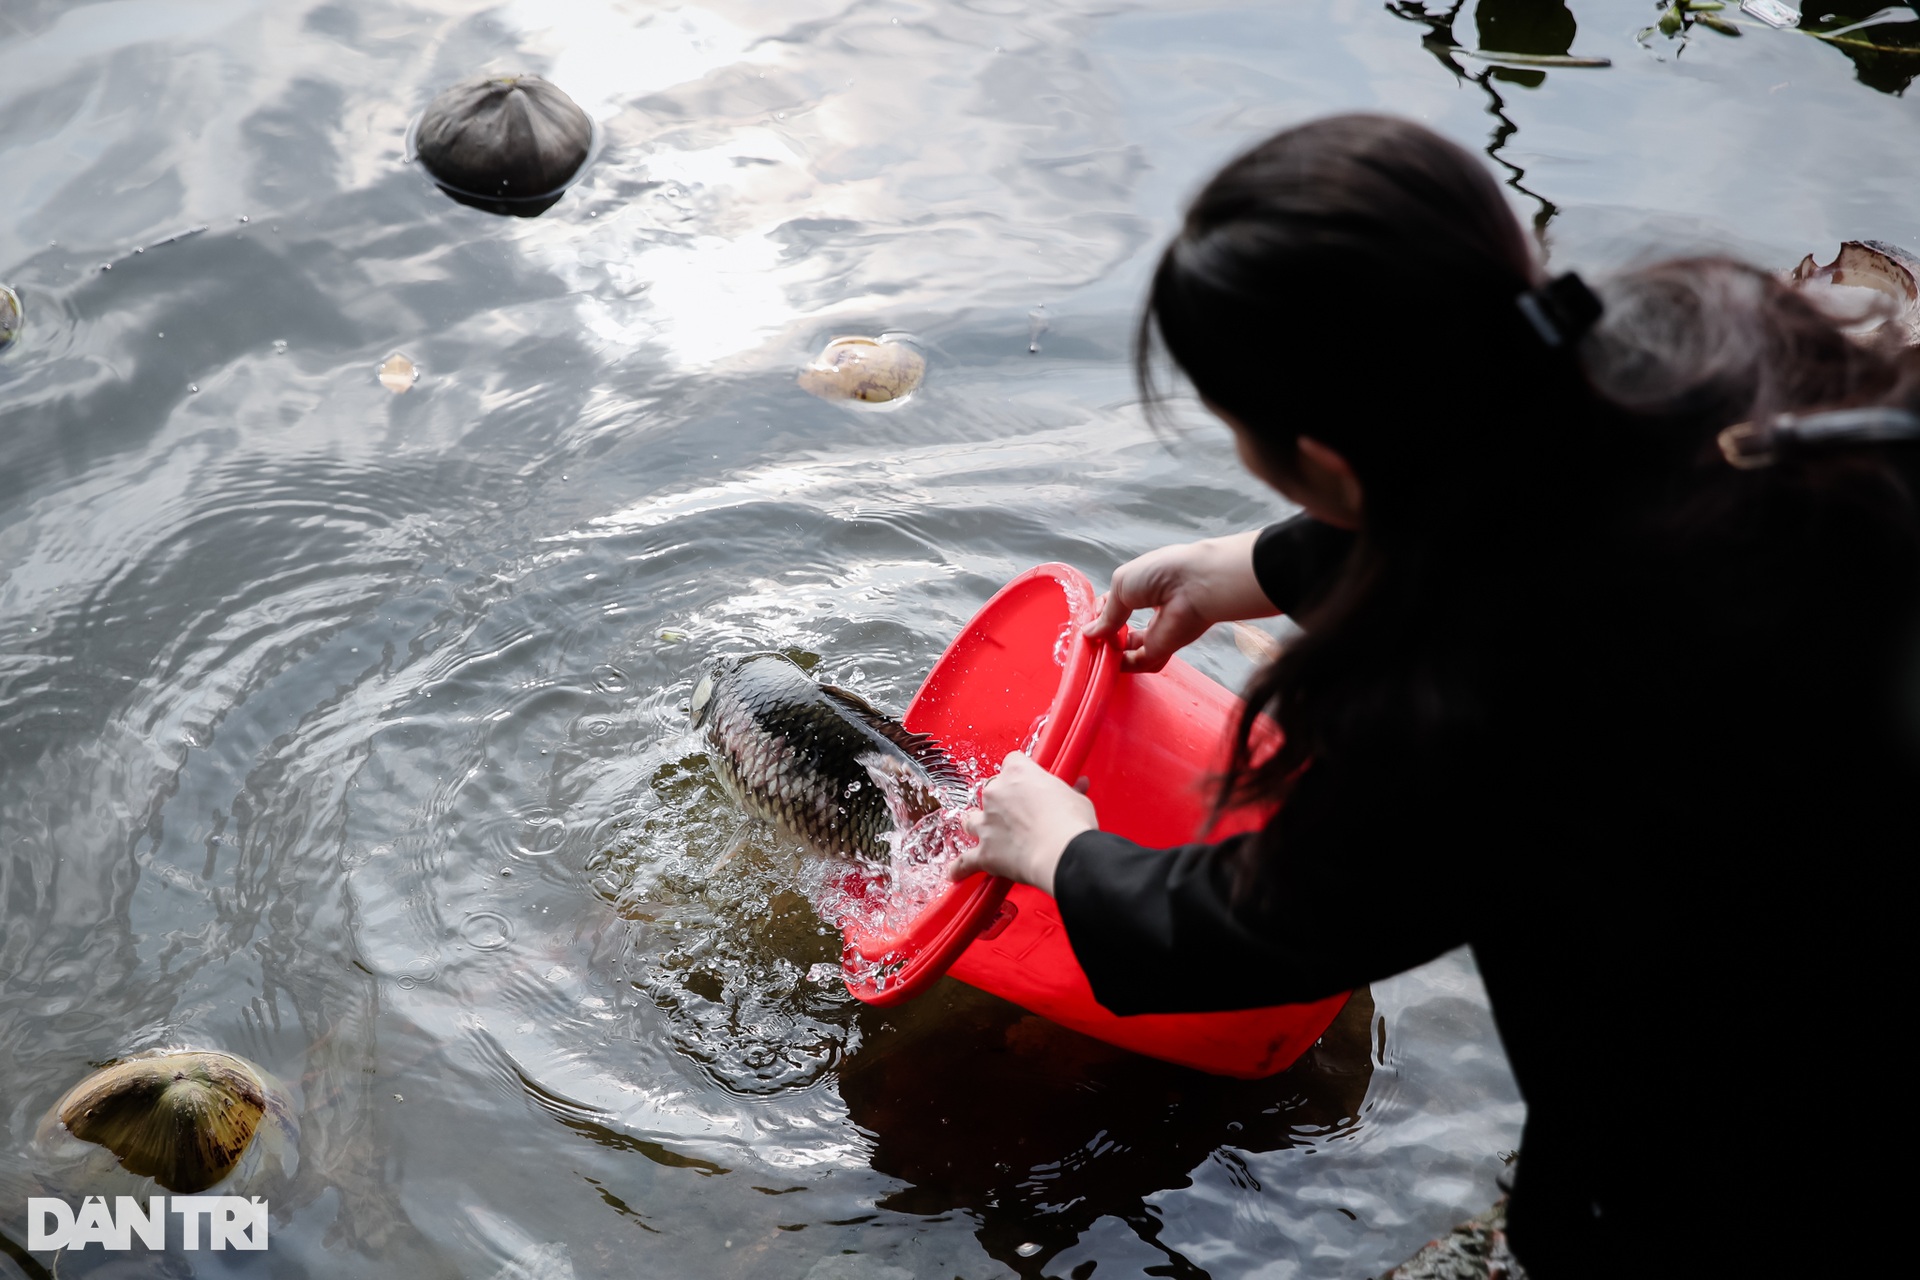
[839,563,1119,1004]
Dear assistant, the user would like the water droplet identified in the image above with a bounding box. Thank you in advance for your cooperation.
[512,813,566,856]
[238,214,249,223]
[272,339,288,354]
[460,911,514,950]
[1016,1243,1042,1258]
[188,384,198,393]
[592,664,631,693]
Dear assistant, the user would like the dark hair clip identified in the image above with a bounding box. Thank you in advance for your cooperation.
[1717,406,1920,469]
[1516,272,1603,350]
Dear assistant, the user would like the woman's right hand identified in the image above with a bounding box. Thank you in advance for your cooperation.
[1083,530,1277,673]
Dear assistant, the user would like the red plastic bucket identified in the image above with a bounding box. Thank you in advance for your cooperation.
[838,563,1349,1078]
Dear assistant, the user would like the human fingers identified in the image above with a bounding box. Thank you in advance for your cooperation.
[945,849,984,881]
[1084,587,1134,640]
[1117,601,1204,674]
[1084,555,1169,639]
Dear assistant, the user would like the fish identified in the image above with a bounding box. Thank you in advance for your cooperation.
[690,652,966,863]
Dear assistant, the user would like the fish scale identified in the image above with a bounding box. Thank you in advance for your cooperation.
[691,652,965,863]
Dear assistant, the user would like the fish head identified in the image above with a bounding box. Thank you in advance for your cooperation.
[689,669,718,730]
[689,651,804,730]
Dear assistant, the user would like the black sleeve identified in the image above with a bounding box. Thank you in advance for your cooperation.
[1054,757,1474,1016]
[1251,516,1357,619]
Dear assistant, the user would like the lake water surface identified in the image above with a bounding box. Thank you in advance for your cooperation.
[4,1,1917,1276]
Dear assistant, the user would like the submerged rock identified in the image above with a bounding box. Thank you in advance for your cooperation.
[38,1050,297,1194]
[1,282,20,350]
[798,336,927,406]
[416,74,592,215]
[1382,1199,1526,1280]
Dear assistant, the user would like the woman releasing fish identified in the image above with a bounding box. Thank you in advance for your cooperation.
[691,653,967,862]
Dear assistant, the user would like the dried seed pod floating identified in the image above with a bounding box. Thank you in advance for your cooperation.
[378,353,419,393]
[415,75,592,216]
[42,1050,297,1193]
[1,283,20,351]
[1790,240,1920,346]
[798,336,927,406]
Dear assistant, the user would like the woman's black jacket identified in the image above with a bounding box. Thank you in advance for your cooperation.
[1054,483,1920,1279]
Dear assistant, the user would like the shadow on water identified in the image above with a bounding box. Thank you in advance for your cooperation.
[841,985,1376,1277]
[1388,0,1575,236]
[1801,5,1920,94]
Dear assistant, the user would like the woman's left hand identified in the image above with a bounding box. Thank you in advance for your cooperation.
[947,752,1096,896]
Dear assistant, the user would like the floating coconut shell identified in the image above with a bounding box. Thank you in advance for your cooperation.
[378,352,419,393]
[1,283,20,351]
[416,75,591,214]
[1790,240,1920,347]
[798,336,927,406]
[43,1050,295,1194]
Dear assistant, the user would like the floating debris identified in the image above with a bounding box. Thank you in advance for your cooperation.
[1,283,19,351]
[1741,0,1800,26]
[415,75,592,216]
[1641,0,1748,40]
[1790,240,1920,346]
[1459,48,1613,66]
[798,336,926,406]
[38,1050,297,1194]
[379,353,420,393]
[1230,621,1282,663]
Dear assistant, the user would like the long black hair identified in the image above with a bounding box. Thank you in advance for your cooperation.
[1137,115,1636,853]
[1137,116,1920,879]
